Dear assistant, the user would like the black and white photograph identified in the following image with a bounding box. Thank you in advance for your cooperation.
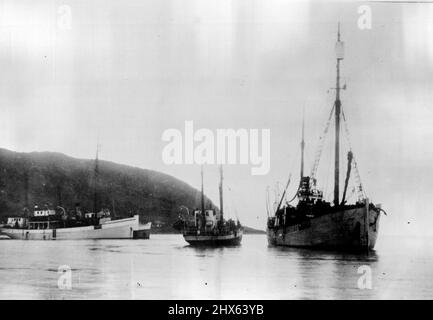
[0,0,432,303]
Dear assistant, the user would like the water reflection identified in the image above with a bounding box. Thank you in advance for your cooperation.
[0,235,432,299]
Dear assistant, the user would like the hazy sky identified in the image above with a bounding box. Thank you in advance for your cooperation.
[1,0,432,235]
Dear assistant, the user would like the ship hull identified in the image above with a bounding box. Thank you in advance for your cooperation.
[0,215,140,240]
[133,222,152,239]
[184,231,243,246]
[267,205,380,251]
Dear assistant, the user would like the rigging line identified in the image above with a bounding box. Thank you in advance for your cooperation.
[354,159,366,199]
[275,174,292,214]
[341,109,353,150]
[324,142,333,200]
[266,186,271,217]
[231,193,239,221]
[286,187,298,203]
[283,146,301,203]
[346,186,356,203]
[341,108,367,199]
[274,182,281,204]
[310,102,335,179]
[226,185,238,220]
[287,101,335,203]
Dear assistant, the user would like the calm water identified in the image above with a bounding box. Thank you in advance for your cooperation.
[1,234,433,299]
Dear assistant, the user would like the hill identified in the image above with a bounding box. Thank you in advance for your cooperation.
[242,226,266,234]
[0,148,217,232]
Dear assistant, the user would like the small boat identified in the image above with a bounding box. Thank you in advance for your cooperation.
[173,165,243,246]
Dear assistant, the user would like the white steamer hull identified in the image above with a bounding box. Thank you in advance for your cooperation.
[0,215,139,240]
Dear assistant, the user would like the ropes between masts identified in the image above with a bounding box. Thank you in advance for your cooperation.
[286,102,335,204]
[310,103,335,179]
[285,103,366,205]
[341,109,366,201]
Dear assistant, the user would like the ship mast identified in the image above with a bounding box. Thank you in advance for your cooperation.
[334,23,344,206]
[93,144,100,213]
[200,165,205,215]
[219,165,224,222]
[300,106,305,180]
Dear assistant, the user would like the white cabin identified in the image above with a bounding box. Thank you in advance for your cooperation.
[33,209,56,217]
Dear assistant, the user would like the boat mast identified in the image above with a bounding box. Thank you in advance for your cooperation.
[200,165,205,214]
[334,23,344,206]
[93,144,100,213]
[219,165,224,222]
[300,106,305,180]
[112,199,116,218]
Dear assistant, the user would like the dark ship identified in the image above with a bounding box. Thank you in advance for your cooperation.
[173,165,242,246]
[267,26,386,251]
